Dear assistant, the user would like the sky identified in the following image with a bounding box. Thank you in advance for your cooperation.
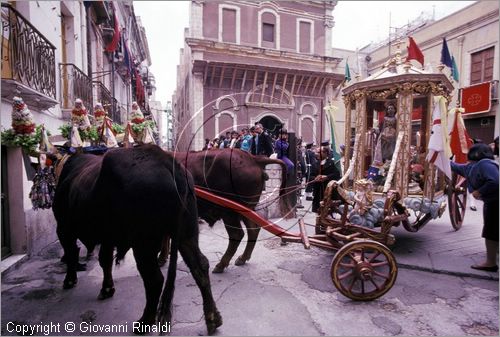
[133,1,476,108]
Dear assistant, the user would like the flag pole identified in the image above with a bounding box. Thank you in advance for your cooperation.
[319,98,324,176]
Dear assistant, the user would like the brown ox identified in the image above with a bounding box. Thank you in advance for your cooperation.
[168,149,293,273]
[52,145,222,334]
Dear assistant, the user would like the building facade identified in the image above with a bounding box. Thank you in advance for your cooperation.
[358,1,499,142]
[1,1,155,262]
[172,0,348,151]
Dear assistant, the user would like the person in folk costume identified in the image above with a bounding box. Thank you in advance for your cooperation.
[11,96,36,135]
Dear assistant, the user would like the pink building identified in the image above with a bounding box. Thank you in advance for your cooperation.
[173,0,344,150]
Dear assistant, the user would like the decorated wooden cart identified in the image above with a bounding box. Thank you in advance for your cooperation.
[339,47,467,233]
[196,46,469,301]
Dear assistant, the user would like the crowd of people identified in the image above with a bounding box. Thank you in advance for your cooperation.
[201,122,343,215]
[202,123,274,156]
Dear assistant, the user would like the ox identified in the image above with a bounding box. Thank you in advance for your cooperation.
[52,145,222,334]
[168,149,293,273]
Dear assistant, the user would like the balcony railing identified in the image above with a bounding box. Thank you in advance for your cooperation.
[1,3,56,104]
[93,81,121,123]
[59,63,92,114]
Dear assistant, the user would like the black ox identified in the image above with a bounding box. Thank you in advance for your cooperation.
[168,149,293,273]
[52,144,222,334]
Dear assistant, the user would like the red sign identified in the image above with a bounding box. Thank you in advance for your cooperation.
[461,82,491,115]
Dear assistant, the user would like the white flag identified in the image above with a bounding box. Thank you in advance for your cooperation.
[426,96,452,179]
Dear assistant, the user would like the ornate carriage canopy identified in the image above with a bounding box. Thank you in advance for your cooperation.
[342,49,454,199]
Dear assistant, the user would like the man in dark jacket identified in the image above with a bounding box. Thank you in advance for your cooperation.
[312,145,341,213]
[451,143,499,272]
[251,123,273,157]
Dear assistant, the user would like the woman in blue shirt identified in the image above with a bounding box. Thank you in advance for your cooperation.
[451,143,499,272]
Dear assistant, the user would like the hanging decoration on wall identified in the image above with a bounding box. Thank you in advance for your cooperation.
[29,153,56,210]
[71,98,91,131]
[130,101,145,124]
[11,96,36,135]
[93,102,107,130]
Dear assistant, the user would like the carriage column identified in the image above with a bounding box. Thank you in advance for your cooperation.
[394,83,414,199]
[352,89,367,182]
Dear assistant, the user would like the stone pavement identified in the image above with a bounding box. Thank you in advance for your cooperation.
[1,194,498,336]
[1,195,497,282]
[270,197,499,281]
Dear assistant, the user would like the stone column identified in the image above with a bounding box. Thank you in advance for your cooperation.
[260,164,283,219]
[190,0,204,39]
[324,13,334,59]
[191,72,204,150]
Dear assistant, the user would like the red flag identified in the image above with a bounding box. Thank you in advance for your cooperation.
[449,109,472,163]
[406,37,424,67]
[105,13,120,53]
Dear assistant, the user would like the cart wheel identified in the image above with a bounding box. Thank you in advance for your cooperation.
[447,172,467,230]
[331,240,397,301]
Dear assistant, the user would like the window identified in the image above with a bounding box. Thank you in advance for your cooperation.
[299,21,311,53]
[470,47,494,84]
[262,23,274,43]
[258,9,279,49]
[222,8,236,43]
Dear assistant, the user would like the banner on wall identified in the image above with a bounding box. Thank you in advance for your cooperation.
[460,82,491,115]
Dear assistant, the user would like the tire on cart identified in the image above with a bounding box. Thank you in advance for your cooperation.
[330,240,397,301]
[447,172,467,231]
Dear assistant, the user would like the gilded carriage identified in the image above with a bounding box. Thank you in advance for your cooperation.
[195,47,468,301]
[307,46,469,300]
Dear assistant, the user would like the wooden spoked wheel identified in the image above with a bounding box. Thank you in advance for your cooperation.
[447,173,467,230]
[331,240,397,301]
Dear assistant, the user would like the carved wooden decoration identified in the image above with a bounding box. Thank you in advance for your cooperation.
[354,90,366,182]
[394,89,413,198]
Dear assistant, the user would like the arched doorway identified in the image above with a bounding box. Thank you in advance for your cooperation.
[259,115,282,138]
